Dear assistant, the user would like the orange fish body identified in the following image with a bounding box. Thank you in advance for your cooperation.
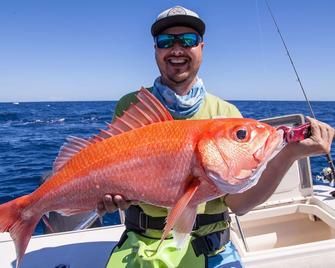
[0,88,284,267]
[29,120,216,212]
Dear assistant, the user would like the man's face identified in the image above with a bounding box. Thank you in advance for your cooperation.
[155,26,204,94]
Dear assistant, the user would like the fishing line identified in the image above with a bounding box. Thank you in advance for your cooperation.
[264,0,335,181]
[255,0,267,74]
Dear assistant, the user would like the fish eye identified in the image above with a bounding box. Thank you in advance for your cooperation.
[236,129,247,140]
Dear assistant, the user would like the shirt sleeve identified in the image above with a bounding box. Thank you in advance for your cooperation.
[112,91,139,120]
[227,103,243,118]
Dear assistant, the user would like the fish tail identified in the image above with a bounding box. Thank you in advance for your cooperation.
[0,195,40,268]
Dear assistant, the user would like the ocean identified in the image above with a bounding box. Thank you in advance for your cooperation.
[0,100,334,234]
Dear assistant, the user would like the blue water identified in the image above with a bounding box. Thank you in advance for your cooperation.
[0,100,334,234]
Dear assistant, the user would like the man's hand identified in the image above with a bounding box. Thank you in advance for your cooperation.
[290,116,334,159]
[226,116,334,216]
[97,194,133,216]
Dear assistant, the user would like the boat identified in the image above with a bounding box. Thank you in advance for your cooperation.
[1,114,334,268]
[231,114,335,267]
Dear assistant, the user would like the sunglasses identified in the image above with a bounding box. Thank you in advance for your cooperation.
[154,33,202,49]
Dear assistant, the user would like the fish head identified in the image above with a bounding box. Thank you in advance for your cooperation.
[197,118,285,194]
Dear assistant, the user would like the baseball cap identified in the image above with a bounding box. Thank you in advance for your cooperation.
[151,6,206,37]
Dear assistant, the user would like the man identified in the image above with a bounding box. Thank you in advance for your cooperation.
[100,6,334,268]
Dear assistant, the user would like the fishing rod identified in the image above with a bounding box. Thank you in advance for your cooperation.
[265,0,335,184]
[234,1,335,254]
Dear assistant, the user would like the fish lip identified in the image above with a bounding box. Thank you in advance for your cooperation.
[253,147,263,163]
[252,129,284,163]
[251,132,271,164]
[207,169,252,194]
[249,130,285,174]
[234,169,256,180]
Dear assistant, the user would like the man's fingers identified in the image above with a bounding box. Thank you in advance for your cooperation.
[97,194,133,214]
[320,123,328,141]
[114,195,131,210]
[103,194,118,213]
[306,116,320,139]
[305,116,334,154]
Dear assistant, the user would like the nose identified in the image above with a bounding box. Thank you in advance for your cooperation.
[170,41,184,56]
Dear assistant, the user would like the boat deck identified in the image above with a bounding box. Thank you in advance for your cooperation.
[0,225,124,268]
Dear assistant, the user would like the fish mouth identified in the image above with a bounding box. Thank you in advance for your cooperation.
[252,129,284,165]
[236,129,285,189]
[210,129,285,194]
[207,168,259,194]
[233,129,284,181]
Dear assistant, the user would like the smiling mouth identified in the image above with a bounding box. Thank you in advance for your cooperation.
[167,57,189,66]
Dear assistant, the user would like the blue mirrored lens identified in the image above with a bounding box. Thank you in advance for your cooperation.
[179,33,199,47]
[155,33,201,49]
[155,35,174,49]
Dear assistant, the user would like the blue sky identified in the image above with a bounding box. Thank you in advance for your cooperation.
[0,0,334,102]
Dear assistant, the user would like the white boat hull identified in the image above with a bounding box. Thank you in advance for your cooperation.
[0,225,124,268]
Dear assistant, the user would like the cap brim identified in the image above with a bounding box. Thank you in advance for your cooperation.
[151,15,205,37]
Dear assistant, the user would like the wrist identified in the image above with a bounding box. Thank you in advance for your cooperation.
[282,142,305,162]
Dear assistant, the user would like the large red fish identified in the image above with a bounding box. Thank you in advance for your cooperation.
[0,88,284,267]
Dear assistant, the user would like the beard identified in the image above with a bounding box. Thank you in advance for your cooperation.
[160,65,200,90]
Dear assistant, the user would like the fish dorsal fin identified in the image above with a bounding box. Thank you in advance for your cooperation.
[95,87,173,138]
[53,87,172,172]
[53,136,93,172]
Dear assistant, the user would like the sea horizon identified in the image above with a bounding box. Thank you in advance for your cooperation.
[1,99,335,104]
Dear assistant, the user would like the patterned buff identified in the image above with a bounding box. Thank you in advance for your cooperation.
[152,77,206,119]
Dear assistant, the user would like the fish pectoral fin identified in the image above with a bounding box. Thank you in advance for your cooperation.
[172,204,197,249]
[160,179,200,244]
[152,179,200,255]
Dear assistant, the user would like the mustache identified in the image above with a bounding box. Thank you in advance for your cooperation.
[164,55,191,61]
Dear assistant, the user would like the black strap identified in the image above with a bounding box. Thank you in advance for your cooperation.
[125,205,164,232]
[191,229,230,257]
[194,210,230,230]
[125,205,230,232]
[124,205,231,257]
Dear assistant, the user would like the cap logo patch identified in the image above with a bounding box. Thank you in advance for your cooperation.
[168,6,186,16]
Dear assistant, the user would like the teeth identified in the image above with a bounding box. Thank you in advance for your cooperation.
[169,58,187,64]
